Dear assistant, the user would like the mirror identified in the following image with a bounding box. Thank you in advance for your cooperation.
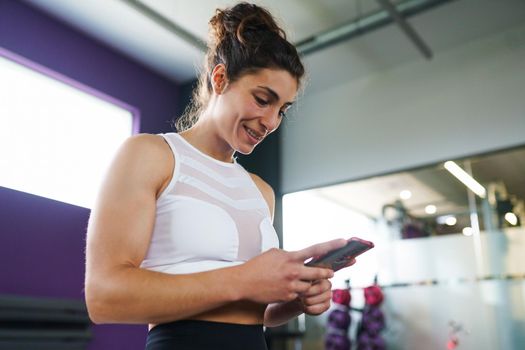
[282,145,525,350]
[312,145,525,240]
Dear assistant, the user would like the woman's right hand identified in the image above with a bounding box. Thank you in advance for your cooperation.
[237,239,347,304]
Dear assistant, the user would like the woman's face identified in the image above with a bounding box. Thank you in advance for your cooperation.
[212,68,298,155]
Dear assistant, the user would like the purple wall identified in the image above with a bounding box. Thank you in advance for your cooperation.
[0,1,182,348]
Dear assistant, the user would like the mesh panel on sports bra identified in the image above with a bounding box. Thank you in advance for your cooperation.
[140,133,279,274]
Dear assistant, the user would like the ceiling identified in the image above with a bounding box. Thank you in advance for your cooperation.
[25,0,525,94]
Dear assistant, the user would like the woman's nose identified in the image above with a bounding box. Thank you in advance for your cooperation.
[261,108,281,133]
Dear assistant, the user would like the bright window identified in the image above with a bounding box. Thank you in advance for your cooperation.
[0,50,136,208]
[283,190,379,289]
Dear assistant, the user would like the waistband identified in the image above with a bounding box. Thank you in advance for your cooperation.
[146,320,267,350]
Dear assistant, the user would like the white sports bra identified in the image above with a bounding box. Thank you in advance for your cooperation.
[140,133,280,274]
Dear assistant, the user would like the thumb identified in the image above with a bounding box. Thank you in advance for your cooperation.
[292,239,347,262]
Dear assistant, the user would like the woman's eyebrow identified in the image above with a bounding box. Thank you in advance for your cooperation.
[257,86,294,106]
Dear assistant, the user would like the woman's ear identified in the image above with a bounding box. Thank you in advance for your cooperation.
[211,64,228,94]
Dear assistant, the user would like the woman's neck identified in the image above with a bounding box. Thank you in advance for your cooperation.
[180,121,235,163]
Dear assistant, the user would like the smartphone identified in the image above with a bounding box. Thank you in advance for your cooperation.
[305,237,374,271]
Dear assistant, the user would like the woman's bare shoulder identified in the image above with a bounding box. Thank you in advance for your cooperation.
[123,133,170,151]
[110,133,175,193]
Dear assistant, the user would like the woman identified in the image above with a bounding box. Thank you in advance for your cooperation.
[85,2,351,349]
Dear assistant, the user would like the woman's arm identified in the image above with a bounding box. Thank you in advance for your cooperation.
[85,134,243,324]
[85,135,336,325]
[249,174,337,327]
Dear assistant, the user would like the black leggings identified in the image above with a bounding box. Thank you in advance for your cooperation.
[145,320,268,350]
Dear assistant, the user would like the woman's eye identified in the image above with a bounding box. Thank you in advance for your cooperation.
[254,96,269,106]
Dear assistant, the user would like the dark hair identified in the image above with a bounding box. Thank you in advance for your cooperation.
[176,2,305,131]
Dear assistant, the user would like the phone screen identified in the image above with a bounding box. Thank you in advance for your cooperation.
[305,238,374,271]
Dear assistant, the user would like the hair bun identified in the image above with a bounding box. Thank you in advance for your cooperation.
[209,2,285,48]
[176,2,304,132]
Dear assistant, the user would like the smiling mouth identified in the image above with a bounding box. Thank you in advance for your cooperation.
[244,126,264,141]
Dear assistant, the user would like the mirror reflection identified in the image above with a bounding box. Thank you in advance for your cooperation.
[313,146,525,240]
[283,145,525,350]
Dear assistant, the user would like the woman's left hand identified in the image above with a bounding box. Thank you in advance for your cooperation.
[299,279,332,315]
[299,258,356,315]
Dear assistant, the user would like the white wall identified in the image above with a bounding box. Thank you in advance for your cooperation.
[282,23,525,194]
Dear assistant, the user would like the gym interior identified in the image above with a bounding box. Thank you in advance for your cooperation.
[1,1,525,349]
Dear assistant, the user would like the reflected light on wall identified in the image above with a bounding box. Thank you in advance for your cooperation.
[445,216,457,226]
[462,227,473,236]
[425,205,437,214]
[444,161,486,198]
[400,190,412,200]
[437,215,457,226]
[283,191,378,289]
[505,212,518,226]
